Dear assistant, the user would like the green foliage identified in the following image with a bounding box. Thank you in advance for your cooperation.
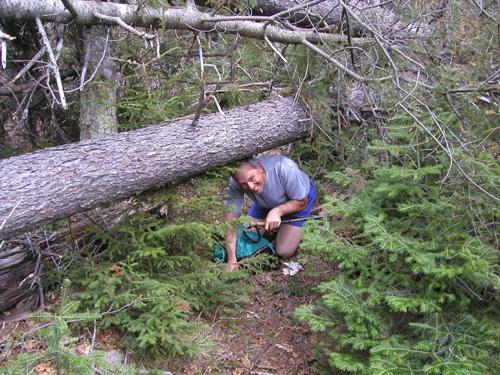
[69,179,248,359]
[0,142,15,159]
[0,280,138,375]
[296,108,499,373]
[117,68,197,130]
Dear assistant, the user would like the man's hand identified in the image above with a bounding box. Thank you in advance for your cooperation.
[249,219,265,228]
[265,208,282,231]
[224,262,239,272]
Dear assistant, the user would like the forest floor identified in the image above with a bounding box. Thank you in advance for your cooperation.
[175,258,338,375]
[0,256,337,375]
[0,175,343,375]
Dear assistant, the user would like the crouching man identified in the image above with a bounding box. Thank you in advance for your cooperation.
[224,155,316,271]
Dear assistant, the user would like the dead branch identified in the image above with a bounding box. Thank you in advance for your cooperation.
[60,0,79,20]
[92,12,156,40]
[192,35,206,127]
[10,47,47,83]
[35,18,67,109]
[300,38,389,82]
[0,0,371,47]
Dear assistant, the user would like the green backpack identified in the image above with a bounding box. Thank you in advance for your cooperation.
[213,225,276,263]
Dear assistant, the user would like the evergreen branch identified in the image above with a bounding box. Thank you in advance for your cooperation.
[398,103,499,202]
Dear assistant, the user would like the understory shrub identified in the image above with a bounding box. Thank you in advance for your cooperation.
[69,178,248,359]
[0,280,138,375]
[296,113,499,374]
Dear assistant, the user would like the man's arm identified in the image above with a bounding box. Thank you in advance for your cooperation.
[265,197,308,231]
[224,177,245,271]
[224,211,239,271]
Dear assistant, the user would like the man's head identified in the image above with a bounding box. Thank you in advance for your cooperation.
[233,159,266,194]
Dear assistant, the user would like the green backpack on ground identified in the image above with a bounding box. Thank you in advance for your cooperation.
[213,225,276,263]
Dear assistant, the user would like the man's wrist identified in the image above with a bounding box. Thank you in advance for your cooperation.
[271,206,283,217]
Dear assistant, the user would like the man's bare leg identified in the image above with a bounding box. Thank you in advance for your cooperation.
[276,224,304,258]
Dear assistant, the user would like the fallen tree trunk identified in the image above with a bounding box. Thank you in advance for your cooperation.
[0,97,309,240]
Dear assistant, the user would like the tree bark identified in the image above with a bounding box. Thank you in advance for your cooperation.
[0,245,37,315]
[0,97,309,240]
[197,0,422,37]
[79,25,118,140]
[0,0,368,46]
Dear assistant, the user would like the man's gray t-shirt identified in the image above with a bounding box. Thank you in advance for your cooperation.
[226,156,310,214]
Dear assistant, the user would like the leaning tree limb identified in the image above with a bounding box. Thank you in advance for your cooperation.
[34,18,67,109]
[229,0,429,38]
[0,0,370,46]
[0,97,310,240]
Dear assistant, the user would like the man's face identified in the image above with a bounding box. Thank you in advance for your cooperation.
[235,164,266,194]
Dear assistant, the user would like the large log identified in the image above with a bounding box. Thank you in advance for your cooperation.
[0,97,310,240]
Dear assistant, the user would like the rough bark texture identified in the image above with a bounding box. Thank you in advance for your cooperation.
[248,0,428,38]
[0,245,37,315]
[79,26,118,140]
[251,0,344,28]
[0,97,309,240]
[0,0,368,46]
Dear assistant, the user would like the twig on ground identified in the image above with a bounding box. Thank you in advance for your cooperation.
[101,295,142,316]
[20,235,45,309]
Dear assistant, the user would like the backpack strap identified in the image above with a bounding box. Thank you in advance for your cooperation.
[242,225,262,244]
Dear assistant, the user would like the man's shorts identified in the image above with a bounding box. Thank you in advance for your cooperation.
[248,179,316,227]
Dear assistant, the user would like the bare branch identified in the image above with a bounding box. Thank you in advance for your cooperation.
[300,38,389,82]
[67,28,110,93]
[0,29,15,41]
[265,36,288,64]
[0,28,15,69]
[0,198,23,232]
[192,35,206,127]
[11,47,47,83]
[60,0,79,20]
[373,34,400,95]
[92,12,156,40]
[0,0,371,46]
[35,18,67,109]
[398,102,499,202]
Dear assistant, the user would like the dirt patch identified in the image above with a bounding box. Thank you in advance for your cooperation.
[179,259,338,375]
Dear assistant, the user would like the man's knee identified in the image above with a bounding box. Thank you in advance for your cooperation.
[275,243,298,259]
[275,224,303,258]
